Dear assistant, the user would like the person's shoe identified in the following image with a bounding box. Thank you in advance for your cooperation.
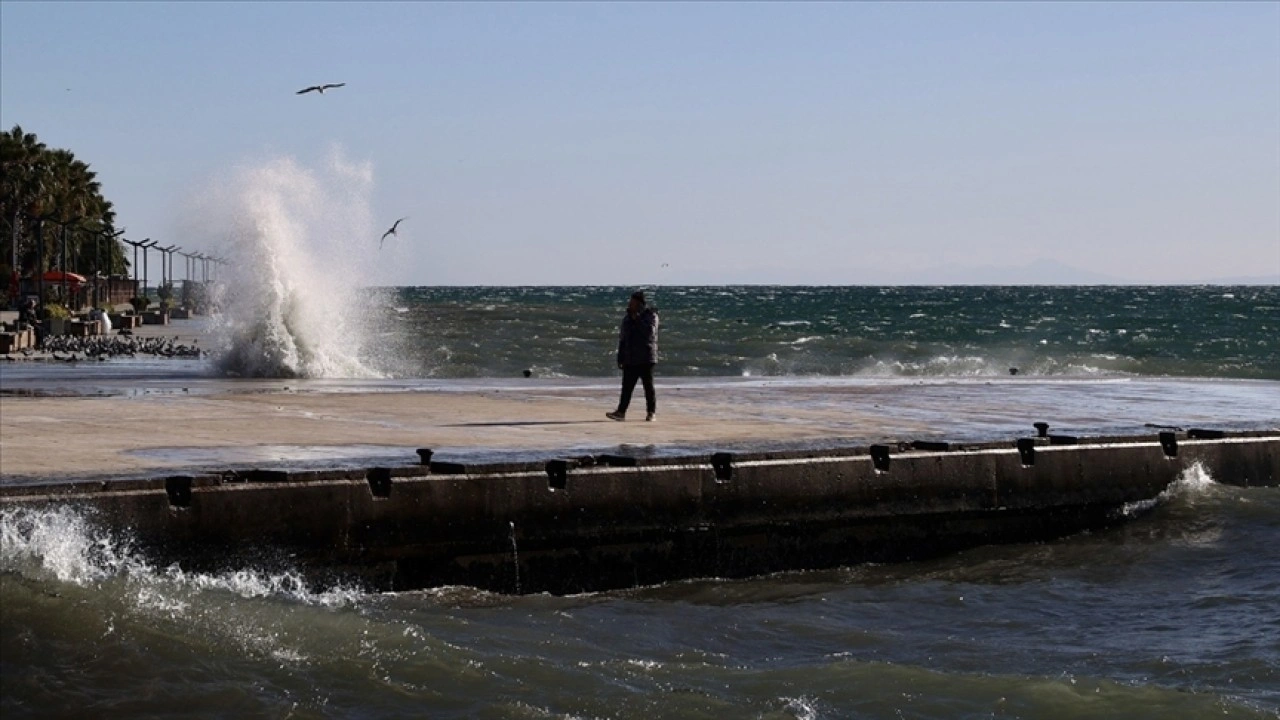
[606,411,625,421]
[645,412,655,422]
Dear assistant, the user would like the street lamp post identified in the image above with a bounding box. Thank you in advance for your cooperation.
[85,226,124,309]
[54,219,81,309]
[168,246,179,290]
[177,250,195,308]
[158,245,178,307]
[34,218,44,314]
[141,240,157,303]
[8,211,20,309]
[121,237,151,300]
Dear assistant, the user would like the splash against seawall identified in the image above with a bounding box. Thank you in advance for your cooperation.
[187,152,383,378]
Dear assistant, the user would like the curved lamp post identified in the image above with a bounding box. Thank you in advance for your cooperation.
[121,237,152,301]
[88,226,125,308]
[50,217,82,309]
[140,240,157,301]
[158,245,179,308]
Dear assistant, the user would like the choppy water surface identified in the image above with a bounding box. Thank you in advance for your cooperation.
[3,469,1277,719]
[370,285,1280,380]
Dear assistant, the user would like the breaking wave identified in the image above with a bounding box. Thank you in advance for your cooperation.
[183,149,383,378]
[1120,461,1218,517]
[0,504,362,607]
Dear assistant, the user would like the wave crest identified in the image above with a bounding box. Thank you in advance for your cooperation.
[186,151,382,378]
[1,504,362,607]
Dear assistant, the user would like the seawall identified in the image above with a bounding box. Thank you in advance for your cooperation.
[2,430,1276,595]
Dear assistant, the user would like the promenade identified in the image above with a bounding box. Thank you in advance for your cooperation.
[3,317,1279,483]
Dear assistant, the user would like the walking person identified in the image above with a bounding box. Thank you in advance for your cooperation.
[606,290,659,422]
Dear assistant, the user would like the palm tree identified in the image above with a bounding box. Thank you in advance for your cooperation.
[0,125,127,305]
[1,125,50,301]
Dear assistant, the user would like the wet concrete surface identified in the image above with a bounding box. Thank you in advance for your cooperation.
[3,352,1278,484]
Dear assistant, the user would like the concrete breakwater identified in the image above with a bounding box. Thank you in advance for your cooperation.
[2,430,1276,595]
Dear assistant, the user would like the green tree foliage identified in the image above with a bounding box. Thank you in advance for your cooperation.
[1,124,130,299]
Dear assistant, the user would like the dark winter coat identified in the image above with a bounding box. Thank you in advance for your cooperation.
[616,307,659,367]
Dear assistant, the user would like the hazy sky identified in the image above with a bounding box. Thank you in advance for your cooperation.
[2,2,1277,285]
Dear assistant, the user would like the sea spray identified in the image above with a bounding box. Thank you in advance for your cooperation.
[1,505,366,673]
[0,505,362,607]
[0,505,139,585]
[182,150,384,378]
[1119,461,1219,518]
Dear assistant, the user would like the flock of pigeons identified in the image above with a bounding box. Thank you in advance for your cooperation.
[17,333,203,362]
[298,82,407,249]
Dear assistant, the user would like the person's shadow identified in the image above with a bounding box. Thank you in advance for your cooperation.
[442,420,611,427]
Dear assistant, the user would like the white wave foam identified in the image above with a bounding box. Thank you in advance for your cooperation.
[1120,461,1218,516]
[781,696,820,720]
[0,505,362,608]
[1162,461,1217,498]
[0,504,141,584]
[183,149,383,378]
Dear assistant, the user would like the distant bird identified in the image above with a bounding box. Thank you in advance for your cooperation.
[296,83,346,95]
[380,217,408,248]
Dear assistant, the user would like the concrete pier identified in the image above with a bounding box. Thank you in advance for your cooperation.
[3,431,1275,594]
[4,347,1278,593]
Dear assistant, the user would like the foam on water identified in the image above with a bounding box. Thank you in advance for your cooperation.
[182,149,382,378]
[0,504,140,585]
[1120,461,1219,517]
[3,477,1276,716]
[1164,460,1217,496]
[0,505,362,608]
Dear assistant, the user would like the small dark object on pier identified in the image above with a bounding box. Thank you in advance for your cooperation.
[870,445,891,472]
[1016,438,1037,465]
[1188,428,1225,440]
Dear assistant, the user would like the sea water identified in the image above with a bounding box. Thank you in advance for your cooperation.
[2,464,1277,718]
[369,285,1279,381]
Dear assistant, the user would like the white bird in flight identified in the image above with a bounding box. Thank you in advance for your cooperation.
[380,217,408,248]
[296,83,346,95]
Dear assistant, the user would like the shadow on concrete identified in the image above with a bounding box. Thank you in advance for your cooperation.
[441,420,608,427]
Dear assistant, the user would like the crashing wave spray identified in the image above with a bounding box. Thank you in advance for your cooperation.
[186,149,383,378]
[1,505,362,607]
[1120,461,1217,517]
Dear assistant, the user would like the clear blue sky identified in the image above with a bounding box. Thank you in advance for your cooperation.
[3,1,1277,285]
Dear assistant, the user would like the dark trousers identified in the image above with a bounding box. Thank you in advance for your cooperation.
[617,363,656,415]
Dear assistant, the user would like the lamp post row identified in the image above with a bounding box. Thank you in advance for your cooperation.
[17,214,227,312]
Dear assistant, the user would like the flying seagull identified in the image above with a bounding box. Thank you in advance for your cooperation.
[380,217,408,248]
[296,83,346,95]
